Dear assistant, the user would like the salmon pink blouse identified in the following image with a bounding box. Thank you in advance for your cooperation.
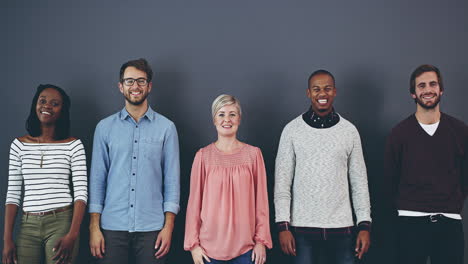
[184,143,272,260]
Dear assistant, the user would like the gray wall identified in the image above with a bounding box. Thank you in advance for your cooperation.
[1,1,468,263]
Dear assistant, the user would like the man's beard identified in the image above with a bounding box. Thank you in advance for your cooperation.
[124,92,148,106]
[415,93,441,109]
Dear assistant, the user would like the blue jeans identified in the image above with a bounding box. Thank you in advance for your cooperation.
[205,250,253,264]
[293,232,355,264]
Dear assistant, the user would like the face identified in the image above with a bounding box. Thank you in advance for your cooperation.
[307,74,337,115]
[214,104,241,137]
[412,71,443,109]
[119,66,152,106]
[36,88,63,125]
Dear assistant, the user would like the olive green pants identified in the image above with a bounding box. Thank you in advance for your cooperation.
[16,208,79,264]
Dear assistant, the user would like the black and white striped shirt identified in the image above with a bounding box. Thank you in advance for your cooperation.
[6,138,88,213]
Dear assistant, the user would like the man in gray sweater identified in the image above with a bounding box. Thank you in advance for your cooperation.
[274,70,372,264]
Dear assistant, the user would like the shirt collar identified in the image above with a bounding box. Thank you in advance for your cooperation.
[119,106,155,122]
[303,106,340,129]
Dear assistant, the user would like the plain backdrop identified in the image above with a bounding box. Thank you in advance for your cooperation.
[1,1,467,263]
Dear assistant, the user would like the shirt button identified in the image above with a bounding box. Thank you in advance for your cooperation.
[133,157,136,159]
[132,173,135,176]
[136,125,138,128]
[132,189,134,191]
[134,140,137,143]
[131,205,133,207]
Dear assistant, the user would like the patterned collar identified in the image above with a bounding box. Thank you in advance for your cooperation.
[302,107,340,128]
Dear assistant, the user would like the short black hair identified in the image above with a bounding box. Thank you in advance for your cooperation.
[119,58,153,83]
[409,64,444,94]
[26,84,71,140]
[308,69,336,88]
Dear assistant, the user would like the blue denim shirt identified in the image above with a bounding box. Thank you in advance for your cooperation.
[89,107,180,232]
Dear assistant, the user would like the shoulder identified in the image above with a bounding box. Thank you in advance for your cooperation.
[442,113,467,130]
[10,137,24,152]
[281,115,304,134]
[62,136,79,143]
[240,143,261,155]
[17,135,34,143]
[198,144,212,154]
[95,111,121,129]
[389,114,416,137]
[153,112,176,129]
[334,116,361,138]
[196,143,215,158]
[336,115,357,130]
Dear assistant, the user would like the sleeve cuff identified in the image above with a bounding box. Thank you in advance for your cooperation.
[88,204,103,214]
[357,221,372,232]
[163,202,180,214]
[276,221,290,232]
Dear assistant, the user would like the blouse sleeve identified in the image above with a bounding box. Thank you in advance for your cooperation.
[184,150,205,251]
[6,140,23,206]
[253,148,273,249]
[70,140,88,203]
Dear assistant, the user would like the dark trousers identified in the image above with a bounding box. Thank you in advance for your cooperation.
[397,215,464,264]
[293,232,355,264]
[98,229,165,264]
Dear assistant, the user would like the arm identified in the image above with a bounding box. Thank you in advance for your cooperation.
[347,128,371,259]
[184,151,209,264]
[462,126,468,198]
[154,212,175,259]
[251,148,272,264]
[3,141,23,264]
[274,125,296,256]
[89,213,105,259]
[348,127,371,224]
[52,140,88,263]
[88,123,110,259]
[384,130,401,213]
[162,123,180,216]
[154,123,180,259]
[3,205,18,264]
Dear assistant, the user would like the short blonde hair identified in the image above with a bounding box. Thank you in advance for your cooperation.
[211,94,242,120]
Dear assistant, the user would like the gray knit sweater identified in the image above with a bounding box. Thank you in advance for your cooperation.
[274,115,371,228]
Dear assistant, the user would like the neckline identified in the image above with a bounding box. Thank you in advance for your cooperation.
[413,113,443,137]
[211,142,247,155]
[15,138,78,145]
[300,114,342,130]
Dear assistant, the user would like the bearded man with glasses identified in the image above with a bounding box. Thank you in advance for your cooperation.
[88,58,180,264]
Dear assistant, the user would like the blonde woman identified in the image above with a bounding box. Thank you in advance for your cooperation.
[184,94,272,264]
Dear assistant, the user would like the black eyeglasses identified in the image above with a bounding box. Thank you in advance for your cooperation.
[122,78,148,86]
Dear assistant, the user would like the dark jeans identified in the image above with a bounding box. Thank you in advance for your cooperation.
[397,215,464,264]
[204,250,253,264]
[293,231,355,264]
[97,229,165,264]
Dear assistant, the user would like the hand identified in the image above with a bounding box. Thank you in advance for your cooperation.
[154,226,173,259]
[279,230,296,256]
[89,228,106,259]
[2,239,17,264]
[355,230,370,259]
[190,246,210,264]
[52,234,76,264]
[251,243,266,264]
